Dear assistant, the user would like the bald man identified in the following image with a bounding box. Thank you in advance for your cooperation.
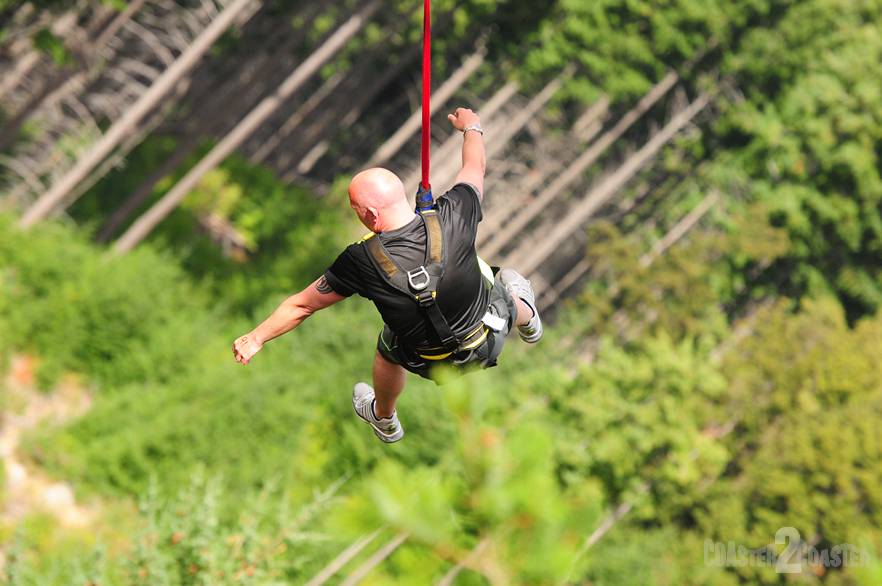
[233,108,542,443]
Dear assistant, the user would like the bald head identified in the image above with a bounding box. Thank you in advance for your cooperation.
[348,168,412,232]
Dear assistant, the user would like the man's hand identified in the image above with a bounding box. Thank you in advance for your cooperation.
[233,332,263,365]
[447,107,480,131]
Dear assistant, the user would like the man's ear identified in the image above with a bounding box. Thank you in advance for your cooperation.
[366,207,379,227]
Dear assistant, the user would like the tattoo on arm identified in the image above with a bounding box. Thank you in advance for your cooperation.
[315,276,334,294]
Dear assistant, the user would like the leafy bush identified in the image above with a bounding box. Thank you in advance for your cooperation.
[3,473,343,586]
[0,215,213,389]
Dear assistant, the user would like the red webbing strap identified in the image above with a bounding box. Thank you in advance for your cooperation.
[420,0,431,191]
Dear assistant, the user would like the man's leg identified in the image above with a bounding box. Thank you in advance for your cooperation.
[498,268,543,343]
[372,350,406,418]
[353,350,406,443]
[510,294,534,327]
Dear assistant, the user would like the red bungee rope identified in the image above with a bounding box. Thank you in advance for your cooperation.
[416,0,433,210]
[420,0,431,191]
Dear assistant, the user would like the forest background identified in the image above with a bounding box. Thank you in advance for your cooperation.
[2,0,882,584]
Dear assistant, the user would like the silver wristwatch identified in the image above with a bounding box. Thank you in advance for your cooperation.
[462,124,484,135]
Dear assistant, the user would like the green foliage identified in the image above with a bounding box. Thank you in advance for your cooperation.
[569,204,789,345]
[330,377,595,584]
[560,334,728,511]
[26,300,382,498]
[123,474,333,585]
[31,28,71,65]
[75,138,355,313]
[3,473,342,585]
[709,0,882,318]
[522,0,777,100]
[0,215,212,389]
[684,298,882,584]
[10,215,882,583]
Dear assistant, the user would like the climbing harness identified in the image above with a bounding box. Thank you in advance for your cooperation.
[415,0,434,212]
[363,209,489,361]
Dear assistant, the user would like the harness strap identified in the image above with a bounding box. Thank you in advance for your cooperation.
[363,210,466,354]
[423,209,443,264]
[418,322,488,360]
[416,290,459,352]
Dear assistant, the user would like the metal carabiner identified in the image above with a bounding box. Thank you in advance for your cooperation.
[407,266,431,291]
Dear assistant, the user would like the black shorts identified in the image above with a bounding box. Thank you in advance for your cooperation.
[376,272,517,383]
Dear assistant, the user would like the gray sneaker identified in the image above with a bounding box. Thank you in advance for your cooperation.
[499,268,543,343]
[352,382,404,443]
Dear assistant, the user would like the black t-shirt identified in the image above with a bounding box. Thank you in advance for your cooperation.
[324,183,490,349]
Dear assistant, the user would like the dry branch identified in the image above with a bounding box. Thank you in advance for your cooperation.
[19,0,259,227]
[338,532,410,586]
[508,93,710,275]
[481,72,679,259]
[368,44,487,167]
[113,0,383,252]
[303,529,383,586]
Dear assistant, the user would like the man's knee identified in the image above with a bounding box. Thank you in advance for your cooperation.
[374,348,398,367]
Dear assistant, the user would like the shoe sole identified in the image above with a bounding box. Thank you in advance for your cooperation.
[368,423,404,443]
[519,318,543,343]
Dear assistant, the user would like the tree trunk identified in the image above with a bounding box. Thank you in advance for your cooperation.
[572,96,611,141]
[0,9,78,103]
[509,93,710,276]
[402,80,520,191]
[270,1,429,176]
[477,99,608,247]
[436,539,490,586]
[294,43,421,176]
[480,71,679,259]
[638,190,718,267]
[194,5,320,130]
[19,0,258,228]
[431,66,572,192]
[551,182,698,351]
[113,0,383,253]
[0,0,148,152]
[249,69,346,164]
[270,45,395,173]
[96,3,321,241]
[67,77,196,224]
[177,0,324,123]
[367,45,487,167]
[0,1,31,30]
[95,133,202,242]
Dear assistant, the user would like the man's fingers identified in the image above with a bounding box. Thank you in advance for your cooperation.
[233,340,246,364]
[233,334,260,365]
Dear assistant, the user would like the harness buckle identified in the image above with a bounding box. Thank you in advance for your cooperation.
[414,290,435,307]
[407,266,431,292]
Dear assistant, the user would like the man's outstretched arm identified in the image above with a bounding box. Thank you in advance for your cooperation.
[232,275,345,364]
[448,107,486,199]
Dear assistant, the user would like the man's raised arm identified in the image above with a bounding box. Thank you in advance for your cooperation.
[448,107,486,199]
[232,276,344,365]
